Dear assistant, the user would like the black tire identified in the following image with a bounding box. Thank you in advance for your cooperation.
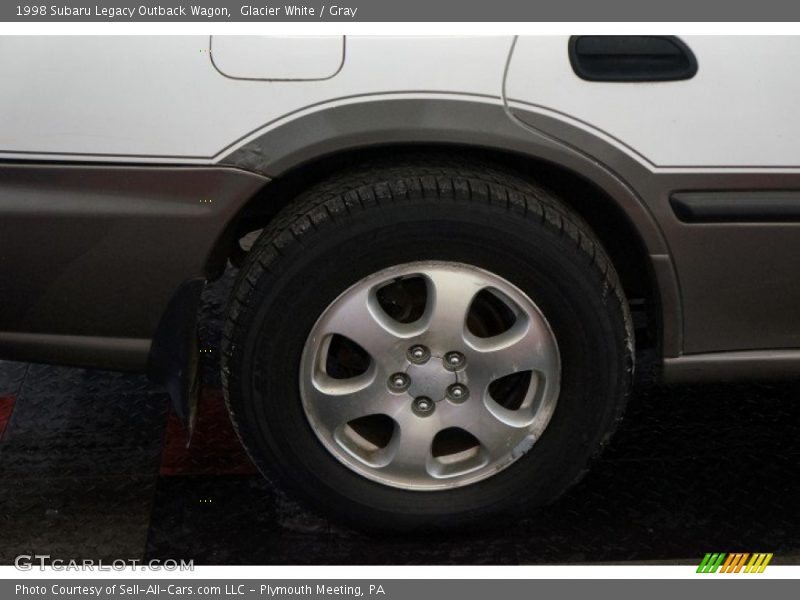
[222,155,633,532]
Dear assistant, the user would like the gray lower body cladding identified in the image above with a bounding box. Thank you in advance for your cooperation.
[0,162,267,370]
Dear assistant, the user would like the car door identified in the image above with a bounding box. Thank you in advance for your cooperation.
[507,35,800,356]
[506,35,800,167]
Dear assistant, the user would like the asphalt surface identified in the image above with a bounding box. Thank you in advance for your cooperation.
[1,268,798,565]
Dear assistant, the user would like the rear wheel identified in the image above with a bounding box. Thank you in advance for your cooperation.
[222,156,633,532]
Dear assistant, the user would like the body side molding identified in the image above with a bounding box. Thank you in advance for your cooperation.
[671,191,800,223]
[663,350,800,383]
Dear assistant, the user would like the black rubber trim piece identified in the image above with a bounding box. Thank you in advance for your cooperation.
[671,191,800,223]
[147,278,205,426]
[568,36,698,82]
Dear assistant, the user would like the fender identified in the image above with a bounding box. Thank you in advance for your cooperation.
[220,97,670,257]
[218,96,681,356]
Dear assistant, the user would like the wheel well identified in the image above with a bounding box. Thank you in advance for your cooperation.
[218,144,661,353]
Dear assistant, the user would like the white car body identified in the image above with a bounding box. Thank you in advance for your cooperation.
[2,35,800,384]
[1,36,798,167]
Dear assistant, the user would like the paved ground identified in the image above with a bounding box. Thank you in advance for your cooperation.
[1,269,798,565]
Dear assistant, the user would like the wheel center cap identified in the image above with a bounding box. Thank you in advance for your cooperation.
[406,358,457,402]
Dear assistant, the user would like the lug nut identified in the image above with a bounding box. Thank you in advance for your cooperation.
[412,396,435,416]
[444,351,466,371]
[407,344,431,364]
[447,383,470,403]
[388,372,410,392]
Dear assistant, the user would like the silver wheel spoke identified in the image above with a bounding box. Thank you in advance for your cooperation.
[443,399,521,461]
[466,316,558,383]
[420,268,484,349]
[314,285,405,360]
[305,373,394,432]
[383,409,440,478]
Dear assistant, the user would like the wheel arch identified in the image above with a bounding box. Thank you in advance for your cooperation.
[210,97,677,360]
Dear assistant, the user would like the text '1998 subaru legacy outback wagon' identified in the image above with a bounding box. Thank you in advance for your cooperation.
[1,35,798,531]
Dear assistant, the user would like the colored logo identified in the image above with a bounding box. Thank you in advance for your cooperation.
[697,553,773,573]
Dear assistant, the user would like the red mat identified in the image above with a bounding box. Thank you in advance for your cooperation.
[159,389,257,476]
[0,396,15,441]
